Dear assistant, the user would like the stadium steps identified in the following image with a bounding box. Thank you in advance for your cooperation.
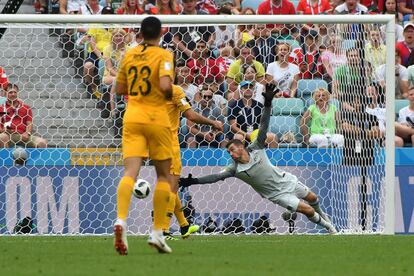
[0,24,110,148]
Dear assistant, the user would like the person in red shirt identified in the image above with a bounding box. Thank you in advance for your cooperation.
[187,40,225,85]
[297,0,331,36]
[0,84,47,148]
[0,67,8,93]
[257,0,296,38]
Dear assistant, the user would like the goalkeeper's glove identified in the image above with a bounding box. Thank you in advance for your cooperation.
[179,173,199,187]
[263,83,279,107]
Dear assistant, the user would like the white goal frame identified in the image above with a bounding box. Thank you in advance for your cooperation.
[0,14,395,234]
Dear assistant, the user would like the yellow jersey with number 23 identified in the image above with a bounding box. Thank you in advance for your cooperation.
[116,44,174,128]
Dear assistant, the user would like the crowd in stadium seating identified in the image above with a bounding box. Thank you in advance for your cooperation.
[1,0,413,148]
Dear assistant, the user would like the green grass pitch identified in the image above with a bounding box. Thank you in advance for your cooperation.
[0,235,412,276]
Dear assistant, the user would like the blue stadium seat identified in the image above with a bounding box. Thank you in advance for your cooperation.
[395,99,409,116]
[241,0,261,11]
[269,115,302,146]
[272,98,304,116]
[296,79,328,99]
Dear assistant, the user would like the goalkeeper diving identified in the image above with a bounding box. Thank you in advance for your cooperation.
[180,83,337,234]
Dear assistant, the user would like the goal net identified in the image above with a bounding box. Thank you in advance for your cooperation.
[0,15,395,235]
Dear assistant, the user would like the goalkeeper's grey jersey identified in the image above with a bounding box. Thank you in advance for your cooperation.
[222,148,298,200]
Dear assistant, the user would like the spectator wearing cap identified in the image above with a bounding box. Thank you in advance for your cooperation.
[266,43,300,97]
[226,44,265,100]
[395,88,414,147]
[396,23,414,68]
[238,80,265,104]
[0,84,47,148]
[186,86,227,148]
[290,30,323,80]
[376,48,409,99]
[257,0,297,39]
[365,29,386,70]
[227,81,278,147]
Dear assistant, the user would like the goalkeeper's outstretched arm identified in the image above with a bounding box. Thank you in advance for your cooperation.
[249,83,278,150]
[180,170,235,187]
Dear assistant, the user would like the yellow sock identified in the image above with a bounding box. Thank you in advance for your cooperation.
[116,176,135,220]
[153,181,172,231]
[163,192,176,232]
[174,192,189,227]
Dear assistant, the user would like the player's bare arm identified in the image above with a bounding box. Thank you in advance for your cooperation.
[183,109,224,132]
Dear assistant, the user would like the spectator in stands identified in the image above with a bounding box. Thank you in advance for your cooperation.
[102,29,130,118]
[300,88,344,148]
[228,81,278,147]
[246,24,278,68]
[187,40,226,86]
[60,0,85,14]
[226,45,266,100]
[175,60,199,105]
[237,65,265,104]
[220,46,236,68]
[0,66,9,95]
[320,35,347,83]
[257,0,297,39]
[79,6,114,99]
[216,1,242,14]
[235,8,256,47]
[396,23,414,68]
[395,88,414,147]
[194,79,228,113]
[365,28,386,70]
[333,48,364,100]
[186,87,227,148]
[207,6,236,51]
[152,0,180,14]
[297,0,332,38]
[334,0,368,13]
[116,0,145,14]
[381,0,404,42]
[171,0,215,60]
[265,43,300,98]
[397,0,413,22]
[376,48,409,99]
[383,0,403,22]
[0,84,47,148]
[290,30,323,80]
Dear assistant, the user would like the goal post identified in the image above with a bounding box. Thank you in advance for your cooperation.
[0,14,395,235]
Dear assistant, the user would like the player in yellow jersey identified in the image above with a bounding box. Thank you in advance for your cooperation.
[113,16,175,255]
[164,85,224,240]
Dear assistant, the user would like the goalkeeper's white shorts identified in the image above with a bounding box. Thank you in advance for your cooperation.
[271,181,309,212]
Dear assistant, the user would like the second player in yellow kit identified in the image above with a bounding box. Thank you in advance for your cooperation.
[164,85,224,239]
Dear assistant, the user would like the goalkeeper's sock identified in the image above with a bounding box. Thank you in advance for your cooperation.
[308,212,332,230]
[309,199,331,223]
[153,181,172,231]
[116,176,135,220]
[163,192,176,232]
[174,192,189,228]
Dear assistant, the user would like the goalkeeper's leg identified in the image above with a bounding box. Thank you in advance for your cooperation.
[303,191,332,224]
[297,201,337,234]
[114,157,142,255]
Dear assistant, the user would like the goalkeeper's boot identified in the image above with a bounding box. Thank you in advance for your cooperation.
[163,232,178,241]
[148,230,172,254]
[320,212,333,225]
[180,224,200,239]
[114,220,128,256]
[327,224,338,235]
